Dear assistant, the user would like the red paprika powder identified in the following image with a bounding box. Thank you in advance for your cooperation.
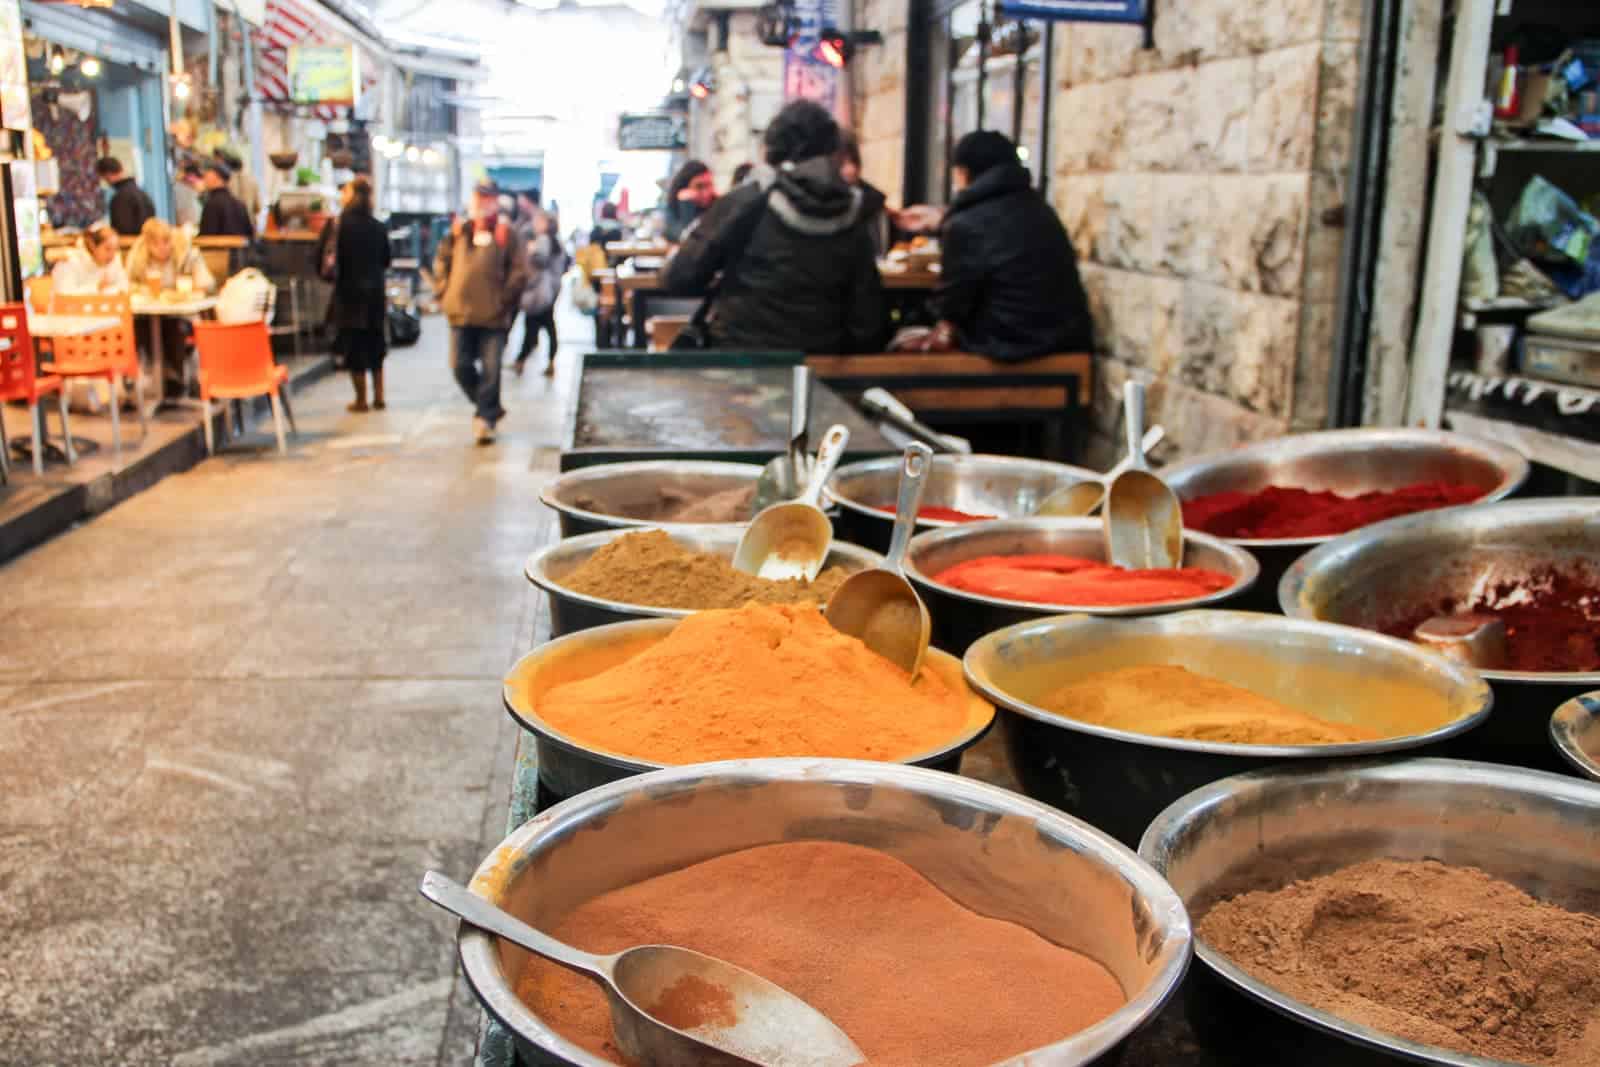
[1184,482,1484,540]
[873,504,997,523]
[1383,569,1600,673]
[933,553,1235,606]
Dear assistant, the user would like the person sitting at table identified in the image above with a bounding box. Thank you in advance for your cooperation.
[663,160,716,243]
[838,131,891,258]
[127,217,218,400]
[893,131,1092,360]
[662,99,886,355]
[51,222,129,296]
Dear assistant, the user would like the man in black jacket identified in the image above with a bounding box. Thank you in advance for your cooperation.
[663,100,885,354]
[97,158,155,237]
[198,161,255,239]
[919,131,1092,361]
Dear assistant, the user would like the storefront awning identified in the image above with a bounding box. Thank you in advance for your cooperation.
[254,0,382,118]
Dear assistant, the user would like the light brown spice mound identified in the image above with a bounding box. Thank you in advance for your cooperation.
[559,530,849,610]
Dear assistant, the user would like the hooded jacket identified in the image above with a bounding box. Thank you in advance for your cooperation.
[663,158,886,355]
[933,162,1093,362]
[107,177,156,237]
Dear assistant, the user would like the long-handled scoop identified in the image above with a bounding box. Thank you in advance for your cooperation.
[734,424,850,582]
[1035,426,1166,517]
[753,365,813,511]
[1103,381,1184,569]
[858,388,971,454]
[825,443,933,677]
[421,871,862,1067]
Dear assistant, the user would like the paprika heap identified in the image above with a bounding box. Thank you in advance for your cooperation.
[517,841,1129,1067]
[558,530,850,610]
[1183,482,1484,540]
[932,554,1235,607]
[1383,568,1600,672]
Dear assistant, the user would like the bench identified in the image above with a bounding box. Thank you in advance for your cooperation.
[806,351,1092,461]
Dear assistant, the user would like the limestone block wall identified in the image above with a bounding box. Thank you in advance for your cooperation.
[851,0,910,199]
[705,13,787,188]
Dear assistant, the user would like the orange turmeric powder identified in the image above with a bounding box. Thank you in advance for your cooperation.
[538,604,974,763]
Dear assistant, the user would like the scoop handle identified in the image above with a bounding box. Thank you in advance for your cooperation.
[884,442,932,571]
[800,424,850,509]
[1123,381,1148,471]
[788,365,812,474]
[1105,425,1165,482]
[419,871,610,983]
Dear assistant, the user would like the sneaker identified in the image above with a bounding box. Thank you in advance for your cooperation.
[473,416,495,445]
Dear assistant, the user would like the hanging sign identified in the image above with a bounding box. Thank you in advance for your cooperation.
[997,0,1148,26]
[617,112,687,151]
[289,44,360,107]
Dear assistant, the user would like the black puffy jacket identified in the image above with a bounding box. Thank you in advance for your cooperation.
[663,159,886,354]
[933,163,1093,361]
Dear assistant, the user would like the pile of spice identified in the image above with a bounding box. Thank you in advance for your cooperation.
[1383,568,1600,672]
[932,554,1234,606]
[872,504,997,523]
[517,841,1128,1066]
[559,530,850,610]
[1199,858,1600,1065]
[537,603,973,763]
[1183,481,1484,539]
[573,484,756,524]
[1041,665,1384,745]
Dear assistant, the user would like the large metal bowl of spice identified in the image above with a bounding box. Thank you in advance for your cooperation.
[525,527,884,636]
[504,610,996,801]
[905,517,1259,655]
[1164,429,1528,608]
[540,461,764,538]
[1139,758,1600,1067]
[826,453,1102,554]
[1551,692,1600,781]
[1281,497,1600,765]
[457,757,1192,1067]
[963,610,1491,846]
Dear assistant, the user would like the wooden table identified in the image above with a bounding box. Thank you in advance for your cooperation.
[879,266,941,290]
[131,295,219,406]
[604,240,669,265]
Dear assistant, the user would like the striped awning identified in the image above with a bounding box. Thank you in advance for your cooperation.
[254,0,381,119]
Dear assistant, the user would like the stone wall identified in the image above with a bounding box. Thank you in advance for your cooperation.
[704,12,787,188]
[850,0,909,199]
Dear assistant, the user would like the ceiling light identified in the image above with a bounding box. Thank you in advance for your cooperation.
[48,47,65,75]
[370,133,389,150]
[689,66,716,100]
[816,29,847,68]
[421,147,442,165]
[172,75,192,101]
[404,145,421,162]
[79,56,101,78]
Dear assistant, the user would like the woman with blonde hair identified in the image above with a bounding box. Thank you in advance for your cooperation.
[126,217,215,400]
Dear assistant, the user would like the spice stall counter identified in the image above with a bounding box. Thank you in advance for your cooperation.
[561,352,893,471]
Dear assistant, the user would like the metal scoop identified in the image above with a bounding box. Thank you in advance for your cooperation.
[1413,613,1508,670]
[1104,381,1184,569]
[753,365,813,512]
[825,442,933,678]
[421,871,863,1067]
[858,388,971,454]
[1035,426,1166,517]
[734,424,850,582]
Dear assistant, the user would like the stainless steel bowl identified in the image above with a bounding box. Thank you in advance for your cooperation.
[525,527,884,637]
[827,453,1102,554]
[964,611,1491,846]
[504,617,996,800]
[1140,758,1600,1066]
[1551,691,1600,781]
[905,517,1260,655]
[458,758,1192,1067]
[1282,498,1600,762]
[1164,429,1528,608]
[540,461,764,538]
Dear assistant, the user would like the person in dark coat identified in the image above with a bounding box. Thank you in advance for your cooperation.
[329,176,392,412]
[918,131,1092,360]
[97,157,155,237]
[198,161,255,238]
[663,100,886,355]
[837,132,891,258]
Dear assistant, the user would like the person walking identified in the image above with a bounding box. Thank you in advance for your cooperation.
[97,157,155,237]
[513,209,566,377]
[198,161,255,238]
[328,177,392,413]
[434,181,528,444]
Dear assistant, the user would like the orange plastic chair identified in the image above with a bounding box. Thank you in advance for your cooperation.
[44,291,145,466]
[0,302,75,477]
[192,320,291,455]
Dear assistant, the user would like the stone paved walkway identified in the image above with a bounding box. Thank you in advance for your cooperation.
[0,317,574,1066]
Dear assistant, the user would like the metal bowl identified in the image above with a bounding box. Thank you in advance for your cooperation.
[525,527,884,637]
[1281,497,1600,762]
[1140,758,1600,1066]
[539,461,763,538]
[905,518,1260,655]
[458,758,1192,1067]
[1163,429,1528,607]
[1551,691,1600,781]
[827,453,1102,554]
[503,617,996,800]
[964,611,1491,846]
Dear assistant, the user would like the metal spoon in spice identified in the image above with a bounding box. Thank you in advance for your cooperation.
[1104,380,1184,569]
[734,424,851,582]
[753,365,813,513]
[826,442,933,678]
[421,871,864,1067]
[1035,425,1166,517]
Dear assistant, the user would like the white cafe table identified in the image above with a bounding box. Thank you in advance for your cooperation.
[130,294,219,405]
[27,312,121,337]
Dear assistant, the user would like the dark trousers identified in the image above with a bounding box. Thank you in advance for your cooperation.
[449,326,507,425]
[139,317,188,392]
[516,307,557,364]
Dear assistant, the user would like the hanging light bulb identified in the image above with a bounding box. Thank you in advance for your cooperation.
[48,46,65,76]
[371,133,389,150]
[173,76,191,101]
[79,55,101,78]
[421,147,442,166]
[404,145,421,162]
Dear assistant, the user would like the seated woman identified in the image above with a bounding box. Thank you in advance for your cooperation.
[895,131,1092,360]
[125,218,217,399]
[663,160,716,244]
[663,100,886,355]
[50,223,129,296]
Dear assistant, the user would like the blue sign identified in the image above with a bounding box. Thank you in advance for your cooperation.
[997,0,1147,24]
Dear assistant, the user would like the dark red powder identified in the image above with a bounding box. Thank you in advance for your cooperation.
[1183,482,1485,540]
[1382,569,1600,673]
[873,504,997,523]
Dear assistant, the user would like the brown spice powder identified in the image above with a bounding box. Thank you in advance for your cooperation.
[560,530,849,610]
[646,974,738,1032]
[1198,858,1600,1066]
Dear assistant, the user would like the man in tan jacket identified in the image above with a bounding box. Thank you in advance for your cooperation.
[434,182,529,443]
